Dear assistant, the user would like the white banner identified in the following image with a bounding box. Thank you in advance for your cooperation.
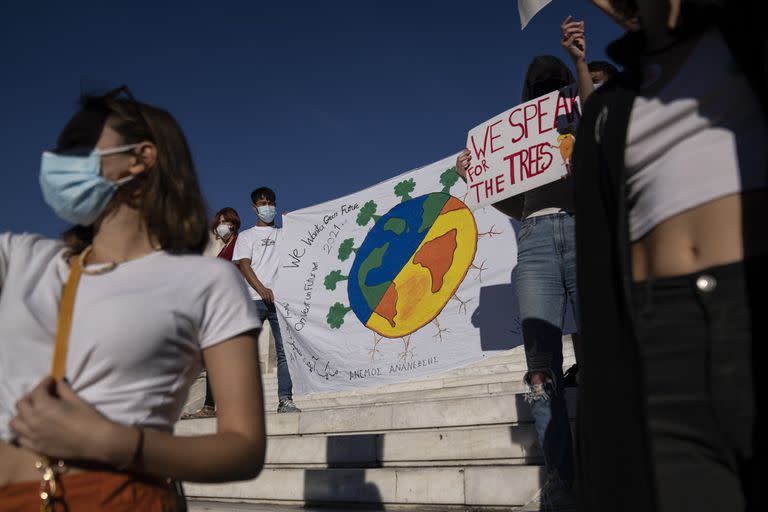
[275,154,529,395]
[518,0,553,29]
[464,85,580,209]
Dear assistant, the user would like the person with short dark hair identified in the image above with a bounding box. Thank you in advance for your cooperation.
[587,60,619,85]
[233,188,300,413]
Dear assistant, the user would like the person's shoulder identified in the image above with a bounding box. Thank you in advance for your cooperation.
[239,224,264,236]
[1,232,64,256]
[159,251,228,268]
[158,251,242,281]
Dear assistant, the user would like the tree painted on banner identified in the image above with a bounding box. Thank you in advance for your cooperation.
[439,167,459,194]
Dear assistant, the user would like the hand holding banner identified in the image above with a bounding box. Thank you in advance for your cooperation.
[464,85,580,210]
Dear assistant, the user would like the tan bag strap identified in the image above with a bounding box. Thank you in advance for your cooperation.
[51,251,83,381]
[36,251,85,511]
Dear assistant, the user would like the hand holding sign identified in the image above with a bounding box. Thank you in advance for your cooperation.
[464,85,581,210]
[455,149,471,181]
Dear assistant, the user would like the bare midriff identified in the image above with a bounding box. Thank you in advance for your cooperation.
[0,442,84,487]
[631,189,768,281]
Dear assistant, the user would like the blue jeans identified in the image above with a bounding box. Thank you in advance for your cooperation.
[514,212,577,486]
[254,300,293,401]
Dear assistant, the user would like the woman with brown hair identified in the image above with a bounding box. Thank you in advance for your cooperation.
[185,206,243,419]
[0,88,266,510]
[204,207,242,261]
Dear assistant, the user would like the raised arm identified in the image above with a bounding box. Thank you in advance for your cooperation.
[560,15,594,106]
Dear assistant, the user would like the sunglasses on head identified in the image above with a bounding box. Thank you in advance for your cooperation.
[53,85,149,155]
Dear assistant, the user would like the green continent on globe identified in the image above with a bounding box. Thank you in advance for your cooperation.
[383,217,407,235]
[357,242,392,310]
[418,194,448,233]
[346,192,471,336]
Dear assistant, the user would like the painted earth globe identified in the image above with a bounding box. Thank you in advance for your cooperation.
[347,192,477,338]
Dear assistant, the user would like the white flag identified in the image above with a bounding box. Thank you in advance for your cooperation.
[518,0,553,29]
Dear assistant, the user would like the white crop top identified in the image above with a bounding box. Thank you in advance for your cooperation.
[624,29,767,242]
[0,233,261,442]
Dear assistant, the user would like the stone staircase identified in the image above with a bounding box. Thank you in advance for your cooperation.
[176,329,577,510]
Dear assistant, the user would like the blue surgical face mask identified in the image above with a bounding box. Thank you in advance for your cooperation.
[256,205,276,224]
[39,144,139,225]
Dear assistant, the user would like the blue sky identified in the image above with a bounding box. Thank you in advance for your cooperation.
[0,1,623,237]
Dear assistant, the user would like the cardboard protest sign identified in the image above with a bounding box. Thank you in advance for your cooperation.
[464,85,580,210]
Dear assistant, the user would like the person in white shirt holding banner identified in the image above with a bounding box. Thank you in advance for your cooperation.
[234,187,301,413]
[456,16,598,511]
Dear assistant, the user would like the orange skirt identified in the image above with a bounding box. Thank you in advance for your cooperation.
[0,471,185,512]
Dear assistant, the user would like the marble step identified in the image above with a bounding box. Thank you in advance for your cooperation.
[269,379,530,412]
[177,389,577,437]
[184,465,545,508]
[188,502,492,512]
[188,501,519,512]
[281,424,548,468]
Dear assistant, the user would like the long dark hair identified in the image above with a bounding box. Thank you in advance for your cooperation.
[521,55,575,103]
[60,88,209,254]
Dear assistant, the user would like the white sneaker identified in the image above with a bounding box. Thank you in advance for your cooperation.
[277,398,301,413]
[519,477,576,511]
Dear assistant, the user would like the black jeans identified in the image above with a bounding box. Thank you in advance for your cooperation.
[632,260,758,511]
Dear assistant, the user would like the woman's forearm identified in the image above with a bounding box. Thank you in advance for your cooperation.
[573,58,595,106]
[102,423,266,483]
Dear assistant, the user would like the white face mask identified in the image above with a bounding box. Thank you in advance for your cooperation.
[257,205,277,224]
[593,81,604,90]
[215,224,233,238]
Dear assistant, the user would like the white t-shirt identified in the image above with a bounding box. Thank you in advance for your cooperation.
[202,232,226,257]
[232,225,282,301]
[0,233,261,442]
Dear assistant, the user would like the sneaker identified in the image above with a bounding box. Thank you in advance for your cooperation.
[180,405,216,420]
[519,477,576,511]
[277,399,301,413]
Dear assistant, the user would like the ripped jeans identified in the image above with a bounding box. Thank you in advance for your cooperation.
[515,212,577,486]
